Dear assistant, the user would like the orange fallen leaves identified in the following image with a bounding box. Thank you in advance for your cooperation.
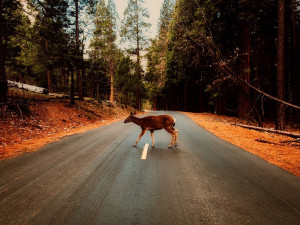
[0,100,131,159]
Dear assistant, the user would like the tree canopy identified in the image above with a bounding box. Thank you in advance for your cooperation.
[0,0,299,130]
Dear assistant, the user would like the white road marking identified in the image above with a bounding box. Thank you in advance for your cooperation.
[141,143,149,160]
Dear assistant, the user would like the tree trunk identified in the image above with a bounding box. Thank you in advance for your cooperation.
[238,22,251,118]
[65,68,69,93]
[290,0,299,122]
[109,31,114,102]
[75,0,83,100]
[70,67,75,105]
[135,52,140,109]
[0,0,7,103]
[165,96,168,110]
[81,67,85,97]
[109,66,114,103]
[47,68,52,92]
[96,73,100,101]
[233,123,300,138]
[91,72,95,98]
[135,89,140,110]
[19,71,24,83]
[276,0,286,130]
[199,86,204,112]
[125,92,129,108]
[135,0,141,110]
[216,95,226,115]
[43,16,53,92]
[60,68,64,91]
[108,9,114,103]
[153,97,157,110]
[184,86,187,112]
[77,69,83,100]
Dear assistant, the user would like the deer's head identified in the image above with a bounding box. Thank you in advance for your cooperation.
[124,112,135,123]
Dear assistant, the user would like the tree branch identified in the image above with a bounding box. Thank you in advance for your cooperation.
[233,123,300,138]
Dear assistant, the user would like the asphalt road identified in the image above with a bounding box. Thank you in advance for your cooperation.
[1,111,300,225]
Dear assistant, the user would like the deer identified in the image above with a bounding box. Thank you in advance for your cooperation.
[124,112,178,148]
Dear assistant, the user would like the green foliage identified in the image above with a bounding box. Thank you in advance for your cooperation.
[91,0,118,59]
[89,0,119,101]
[121,0,151,109]
[158,0,175,35]
[115,55,141,106]
[121,0,151,52]
[0,0,23,101]
[32,0,70,64]
[1,0,22,39]
[148,0,299,119]
[6,12,39,83]
[145,0,174,105]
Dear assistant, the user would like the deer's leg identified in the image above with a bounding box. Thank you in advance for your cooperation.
[165,127,176,148]
[150,130,155,147]
[171,128,179,147]
[134,129,147,147]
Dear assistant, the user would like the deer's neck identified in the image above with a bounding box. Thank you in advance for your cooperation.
[132,116,142,126]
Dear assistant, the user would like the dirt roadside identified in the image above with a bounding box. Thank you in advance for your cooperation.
[0,99,134,159]
[182,112,300,177]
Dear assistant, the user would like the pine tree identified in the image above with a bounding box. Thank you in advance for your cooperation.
[276,0,286,130]
[158,0,174,36]
[115,54,137,107]
[75,0,83,100]
[121,0,151,109]
[107,0,118,102]
[0,0,22,102]
[91,0,118,102]
[238,0,251,119]
[73,0,97,100]
[7,12,37,84]
[146,0,174,109]
[31,0,70,92]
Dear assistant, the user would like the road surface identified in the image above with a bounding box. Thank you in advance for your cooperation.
[1,111,300,225]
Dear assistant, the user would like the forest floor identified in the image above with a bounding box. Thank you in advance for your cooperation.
[0,89,135,159]
[182,112,300,177]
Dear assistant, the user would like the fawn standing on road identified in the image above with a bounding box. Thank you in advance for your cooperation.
[124,113,178,148]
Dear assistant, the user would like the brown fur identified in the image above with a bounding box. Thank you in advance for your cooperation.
[124,113,178,148]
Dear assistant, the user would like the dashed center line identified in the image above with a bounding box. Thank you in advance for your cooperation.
[141,143,149,160]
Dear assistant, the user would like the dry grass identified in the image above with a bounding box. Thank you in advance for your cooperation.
[182,112,300,177]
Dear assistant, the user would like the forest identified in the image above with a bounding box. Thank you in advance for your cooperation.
[0,0,299,131]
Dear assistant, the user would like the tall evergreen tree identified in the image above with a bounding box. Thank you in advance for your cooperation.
[73,0,97,100]
[6,11,38,84]
[107,0,118,102]
[276,0,286,130]
[115,54,137,107]
[238,0,251,119]
[90,0,118,102]
[158,0,174,36]
[31,0,70,92]
[0,0,22,102]
[75,0,83,100]
[146,0,174,109]
[121,0,151,109]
